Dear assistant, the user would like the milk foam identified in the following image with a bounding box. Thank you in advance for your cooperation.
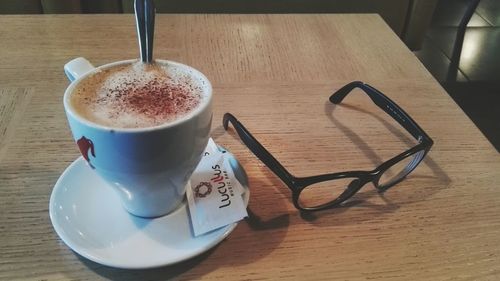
[70,61,207,128]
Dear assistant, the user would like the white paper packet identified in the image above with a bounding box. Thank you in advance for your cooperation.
[186,139,248,236]
[203,138,220,156]
[204,138,244,195]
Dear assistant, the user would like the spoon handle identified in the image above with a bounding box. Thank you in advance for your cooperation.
[134,0,147,63]
[145,0,155,63]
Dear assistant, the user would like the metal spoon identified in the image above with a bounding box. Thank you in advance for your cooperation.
[134,0,156,63]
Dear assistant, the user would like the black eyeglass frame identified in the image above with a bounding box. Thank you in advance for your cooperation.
[223,81,434,212]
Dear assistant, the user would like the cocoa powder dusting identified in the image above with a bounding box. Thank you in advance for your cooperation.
[112,78,200,122]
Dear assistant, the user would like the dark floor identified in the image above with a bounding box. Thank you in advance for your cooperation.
[414,0,500,152]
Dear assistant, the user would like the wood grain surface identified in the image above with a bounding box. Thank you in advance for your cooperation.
[0,14,499,280]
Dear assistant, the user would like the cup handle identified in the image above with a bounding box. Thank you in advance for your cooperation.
[64,57,95,82]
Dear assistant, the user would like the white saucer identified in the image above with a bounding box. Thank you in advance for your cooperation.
[49,151,249,269]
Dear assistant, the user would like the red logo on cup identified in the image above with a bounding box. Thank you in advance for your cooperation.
[194,182,212,198]
[77,136,95,168]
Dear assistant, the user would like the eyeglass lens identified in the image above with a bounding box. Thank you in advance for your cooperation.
[298,177,359,209]
[378,149,425,188]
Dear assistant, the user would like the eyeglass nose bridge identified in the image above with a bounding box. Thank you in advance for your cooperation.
[342,178,364,197]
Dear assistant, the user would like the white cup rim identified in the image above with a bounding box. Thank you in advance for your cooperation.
[63,59,213,133]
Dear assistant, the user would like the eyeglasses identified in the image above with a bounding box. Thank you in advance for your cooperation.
[223,81,434,212]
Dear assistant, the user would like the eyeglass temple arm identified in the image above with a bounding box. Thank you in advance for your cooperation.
[223,113,296,185]
[329,81,432,144]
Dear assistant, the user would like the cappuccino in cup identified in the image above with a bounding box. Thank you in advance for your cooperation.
[64,58,213,217]
[70,61,207,128]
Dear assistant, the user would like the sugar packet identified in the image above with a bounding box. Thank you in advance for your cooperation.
[186,138,248,236]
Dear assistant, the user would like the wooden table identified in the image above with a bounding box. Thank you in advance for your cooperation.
[1,14,499,280]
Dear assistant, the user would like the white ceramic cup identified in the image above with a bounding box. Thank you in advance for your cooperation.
[63,57,213,218]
